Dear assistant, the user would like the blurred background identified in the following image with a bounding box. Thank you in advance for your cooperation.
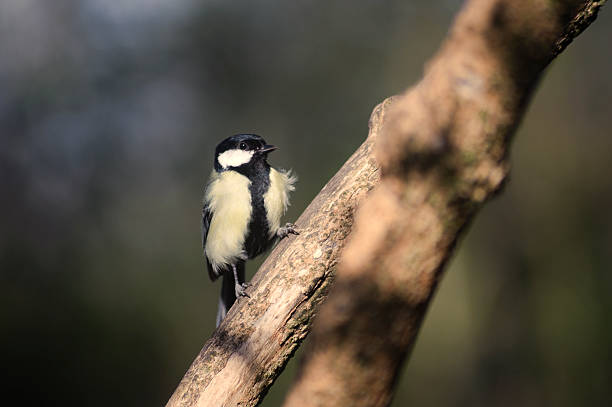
[1,0,610,406]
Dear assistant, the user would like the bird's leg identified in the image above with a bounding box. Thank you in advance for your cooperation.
[232,263,250,298]
[277,222,299,239]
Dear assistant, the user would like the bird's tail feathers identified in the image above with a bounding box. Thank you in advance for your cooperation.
[215,262,245,327]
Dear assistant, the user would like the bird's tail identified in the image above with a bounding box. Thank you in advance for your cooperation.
[216,262,245,327]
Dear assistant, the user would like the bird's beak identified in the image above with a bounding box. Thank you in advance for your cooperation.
[259,144,277,154]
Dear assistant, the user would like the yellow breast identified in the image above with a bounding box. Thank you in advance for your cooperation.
[204,170,252,271]
[264,168,296,237]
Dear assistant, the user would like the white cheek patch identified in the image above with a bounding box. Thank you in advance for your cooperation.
[218,149,254,168]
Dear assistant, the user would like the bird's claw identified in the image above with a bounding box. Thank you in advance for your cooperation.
[235,282,250,298]
[277,223,300,239]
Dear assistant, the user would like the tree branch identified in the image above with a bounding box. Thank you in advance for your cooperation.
[283,1,606,406]
[167,1,606,406]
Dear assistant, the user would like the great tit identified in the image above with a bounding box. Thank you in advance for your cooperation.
[202,134,298,327]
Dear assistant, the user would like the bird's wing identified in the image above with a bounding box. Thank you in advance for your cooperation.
[202,204,220,281]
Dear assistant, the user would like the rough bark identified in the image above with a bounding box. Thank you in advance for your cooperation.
[283,1,606,407]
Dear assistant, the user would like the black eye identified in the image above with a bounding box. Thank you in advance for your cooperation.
[239,142,247,150]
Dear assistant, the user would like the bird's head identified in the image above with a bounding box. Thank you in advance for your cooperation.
[214,134,277,172]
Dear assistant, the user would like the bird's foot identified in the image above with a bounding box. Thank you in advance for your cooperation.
[277,223,300,239]
[235,282,251,298]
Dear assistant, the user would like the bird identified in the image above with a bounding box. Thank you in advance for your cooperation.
[202,134,298,327]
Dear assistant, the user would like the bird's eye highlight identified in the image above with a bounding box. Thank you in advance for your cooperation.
[239,142,247,150]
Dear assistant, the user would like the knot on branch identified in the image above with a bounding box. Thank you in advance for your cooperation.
[377,87,453,177]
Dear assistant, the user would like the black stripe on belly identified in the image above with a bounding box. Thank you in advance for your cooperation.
[236,159,273,258]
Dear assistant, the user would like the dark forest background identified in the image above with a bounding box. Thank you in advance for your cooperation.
[1,1,611,406]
